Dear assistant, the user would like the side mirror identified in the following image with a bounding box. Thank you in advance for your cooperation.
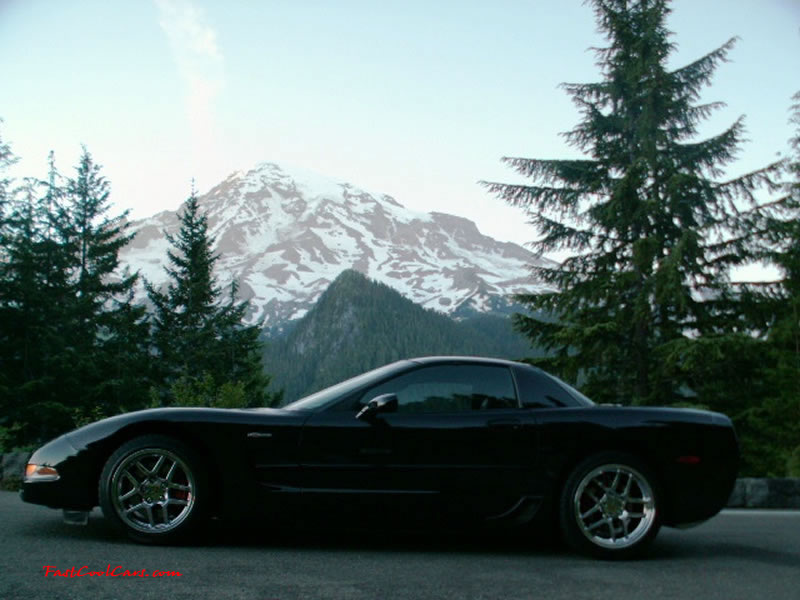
[355,393,398,421]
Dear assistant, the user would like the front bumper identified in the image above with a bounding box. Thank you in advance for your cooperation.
[20,434,98,510]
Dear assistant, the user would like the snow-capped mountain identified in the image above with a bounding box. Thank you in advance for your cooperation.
[120,162,554,327]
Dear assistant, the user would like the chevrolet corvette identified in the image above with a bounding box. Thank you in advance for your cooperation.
[21,356,739,558]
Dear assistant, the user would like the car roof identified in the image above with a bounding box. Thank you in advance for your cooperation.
[408,356,523,368]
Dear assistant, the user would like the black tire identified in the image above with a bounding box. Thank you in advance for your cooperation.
[559,451,661,559]
[99,435,206,544]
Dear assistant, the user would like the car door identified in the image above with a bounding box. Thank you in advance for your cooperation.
[295,389,408,526]
[299,363,538,526]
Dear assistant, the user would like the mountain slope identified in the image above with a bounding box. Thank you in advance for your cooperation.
[120,162,554,328]
[264,270,538,402]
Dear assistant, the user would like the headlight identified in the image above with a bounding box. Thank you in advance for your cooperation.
[25,464,60,482]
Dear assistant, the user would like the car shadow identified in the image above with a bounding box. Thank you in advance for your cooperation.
[21,507,569,557]
[21,508,800,567]
[206,516,569,557]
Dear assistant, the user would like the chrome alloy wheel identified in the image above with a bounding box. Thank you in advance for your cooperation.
[573,463,656,550]
[110,448,196,534]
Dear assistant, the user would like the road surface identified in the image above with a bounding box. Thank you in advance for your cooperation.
[1,491,798,600]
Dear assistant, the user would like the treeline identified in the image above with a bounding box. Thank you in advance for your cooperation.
[265,269,539,401]
[0,140,279,451]
[485,0,800,476]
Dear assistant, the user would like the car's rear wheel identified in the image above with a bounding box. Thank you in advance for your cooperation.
[99,435,205,543]
[559,452,661,559]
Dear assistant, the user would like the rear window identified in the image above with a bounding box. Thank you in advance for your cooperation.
[513,365,594,408]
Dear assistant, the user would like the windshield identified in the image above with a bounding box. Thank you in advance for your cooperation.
[283,360,414,411]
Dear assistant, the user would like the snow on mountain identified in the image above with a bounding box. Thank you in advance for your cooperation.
[119,162,554,327]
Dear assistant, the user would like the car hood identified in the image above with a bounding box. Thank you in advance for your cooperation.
[64,406,298,449]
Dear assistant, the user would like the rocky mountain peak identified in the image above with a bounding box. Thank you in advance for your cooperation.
[119,162,554,328]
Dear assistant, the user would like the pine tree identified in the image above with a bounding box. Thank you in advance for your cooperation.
[0,147,150,445]
[62,150,137,321]
[778,93,800,474]
[147,191,279,407]
[727,93,800,475]
[0,121,15,243]
[482,0,784,408]
[0,162,77,442]
[767,92,800,408]
[0,121,15,320]
[56,149,150,420]
[0,127,21,444]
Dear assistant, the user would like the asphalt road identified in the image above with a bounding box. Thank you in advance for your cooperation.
[1,491,798,600]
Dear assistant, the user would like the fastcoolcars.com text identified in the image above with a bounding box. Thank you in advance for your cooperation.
[43,565,182,578]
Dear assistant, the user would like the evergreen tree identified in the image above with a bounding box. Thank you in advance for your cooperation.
[58,148,149,419]
[147,191,278,407]
[776,93,800,474]
[0,129,20,444]
[0,121,15,244]
[0,122,15,330]
[0,162,77,442]
[482,0,784,409]
[767,92,800,406]
[779,92,800,404]
[0,147,149,445]
[725,93,800,475]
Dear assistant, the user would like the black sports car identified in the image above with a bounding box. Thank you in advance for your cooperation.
[21,356,739,558]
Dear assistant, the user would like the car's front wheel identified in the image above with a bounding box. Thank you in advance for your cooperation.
[559,452,661,559]
[99,435,205,543]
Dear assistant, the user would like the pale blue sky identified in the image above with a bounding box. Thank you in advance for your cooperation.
[1,0,798,246]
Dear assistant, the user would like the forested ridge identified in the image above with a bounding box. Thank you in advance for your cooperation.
[264,269,537,402]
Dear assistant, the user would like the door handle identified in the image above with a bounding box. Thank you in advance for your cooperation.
[247,432,273,439]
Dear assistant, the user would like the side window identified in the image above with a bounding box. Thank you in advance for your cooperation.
[361,365,517,413]
[514,366,577,408]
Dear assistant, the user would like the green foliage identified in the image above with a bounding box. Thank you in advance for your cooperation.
[716,92,800,476]
[71,405,107,430]
[788,446,800,478]
[485,0,784,406]
[0,424,18,454]
[483,0,797,475]
[58,149,151,417]
[0,119,16,242]
[161,373,248,409]
[743,92,800,476]
[0,130,282,447]
[0,146,150,446]
[266,270,537,402]
[147,193,280,408]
